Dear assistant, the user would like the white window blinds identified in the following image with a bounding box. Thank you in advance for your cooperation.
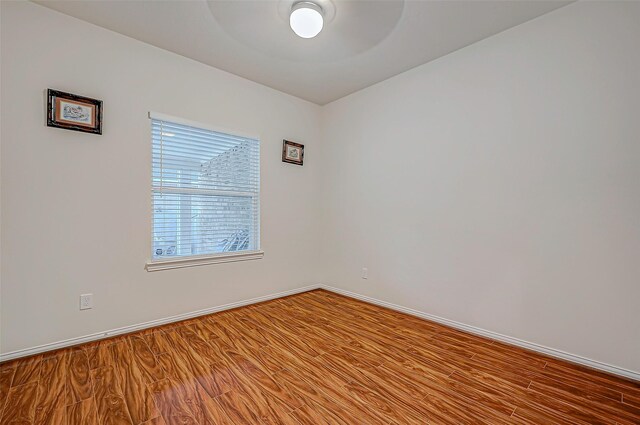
[151,115,260,261]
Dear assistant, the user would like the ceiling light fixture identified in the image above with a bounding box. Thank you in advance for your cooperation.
[290,1,324,39]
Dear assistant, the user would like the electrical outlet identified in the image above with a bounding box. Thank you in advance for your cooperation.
[362,267,368,279]
[80,294,93,310]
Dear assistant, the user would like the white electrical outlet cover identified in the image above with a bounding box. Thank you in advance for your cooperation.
[80,294,93,310]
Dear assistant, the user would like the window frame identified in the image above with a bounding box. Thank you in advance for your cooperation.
[145,112,263,272]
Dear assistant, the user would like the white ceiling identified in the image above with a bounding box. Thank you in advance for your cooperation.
[35,0,571,105]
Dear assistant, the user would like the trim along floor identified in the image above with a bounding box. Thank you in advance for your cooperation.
[0,289,638,424]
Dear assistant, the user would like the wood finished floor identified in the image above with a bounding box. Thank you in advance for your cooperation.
[1,290,639,425]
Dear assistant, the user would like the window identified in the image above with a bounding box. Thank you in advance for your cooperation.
[146,113,262,271]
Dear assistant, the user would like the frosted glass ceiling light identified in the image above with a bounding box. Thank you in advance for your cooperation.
[290,2,324,39]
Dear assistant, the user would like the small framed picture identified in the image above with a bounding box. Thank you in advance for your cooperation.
[282,140,304,166]
[47,89,103,134]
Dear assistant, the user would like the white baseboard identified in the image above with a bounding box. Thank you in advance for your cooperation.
[3,283,638,383]
[320,285,640,382]
[0,284,321,362]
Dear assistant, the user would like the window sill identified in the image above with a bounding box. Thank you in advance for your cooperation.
[145,250,264,272]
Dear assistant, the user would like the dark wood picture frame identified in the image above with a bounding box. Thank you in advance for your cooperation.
[282,139,304,166]
[47,89,103,134]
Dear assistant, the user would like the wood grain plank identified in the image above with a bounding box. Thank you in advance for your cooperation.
[522,385,628,425]
[273,368,363,424]
[355,356,514,424]
[111,340,160,424]
[289,401,352,425]
[141,330,171,356]
[158,331,231,399]
[37,405,67,425]
[279,359,389,425]
[529,367,623,402]
[623,392,640,409]
[86,339,115,370]
[67,398,100,425]
[128,336,166,384]
[66,349,92,405]
[214,389,272,424]
[159,349,237,403]
[245,346,287,375]
[139,417,168,425]
[0,365,16,413]
[543,361,640,400]
[91,365,134,425]
[187,320,220,343]
[223,349,303,412]
[11,355,42,387]
[1,289,637,424]
[342,380,430,425]
[34,354,68,424]
[174,326,220,362]
[0,381,39,424]
[217,359,296,424]
[529,380,640,424]
[545,358,640,393]
[148,377,224,425]
[451,368,616,425]
[511,405,581,425]
[147,378,198,425]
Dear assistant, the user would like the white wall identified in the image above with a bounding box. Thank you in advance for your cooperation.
[0,1,322,354]
[321,1,640,373]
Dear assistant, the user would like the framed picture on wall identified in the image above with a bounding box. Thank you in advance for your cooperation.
[282,139,304,166]
[47,89,103,134]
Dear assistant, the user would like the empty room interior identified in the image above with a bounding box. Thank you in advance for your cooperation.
[1,0,639,423]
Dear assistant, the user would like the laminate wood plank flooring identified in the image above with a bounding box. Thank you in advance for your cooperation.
[1,289,638,424]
